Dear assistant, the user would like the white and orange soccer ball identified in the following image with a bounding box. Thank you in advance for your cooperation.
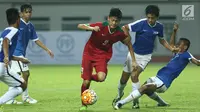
[81,89,97,105]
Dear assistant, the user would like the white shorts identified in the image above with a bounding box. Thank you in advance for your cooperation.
[0,63,24,87]
[123,52,152,73]
[147,76,167,93]
[10,56,29,73]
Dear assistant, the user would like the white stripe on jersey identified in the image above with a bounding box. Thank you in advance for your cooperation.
[128,18,147,32]
[188,52,194,61]
[4,27,18,41]
[32,38,39,42]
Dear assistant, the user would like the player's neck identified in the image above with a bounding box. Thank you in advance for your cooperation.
[108,25,116,34]
[21,17,30,23]
[9,24,18,28]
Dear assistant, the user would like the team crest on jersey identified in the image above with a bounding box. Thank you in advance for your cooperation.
[153,31,159,35]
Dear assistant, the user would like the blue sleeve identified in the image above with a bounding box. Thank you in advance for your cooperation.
[158,24,164,38]
[30,24,38,41]
[128,20,142,32]
[183,52,193,61]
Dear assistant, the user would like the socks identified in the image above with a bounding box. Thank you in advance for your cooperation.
[81,84,89,105]
[91,74,99,82]
[132,82,140,91]
[119,90,141,105]
[22,89,29,99]
[147,92,167,105]
[117,81,126,98]
[0,87,23,104]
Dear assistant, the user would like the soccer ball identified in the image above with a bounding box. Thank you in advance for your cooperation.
[81,89,97,105]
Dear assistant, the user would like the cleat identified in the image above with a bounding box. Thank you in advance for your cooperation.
[79,105,87,111]
[132,99,140,109]
[114,102,123,110]
[6,100,23,104]
[157,103,170,107]
[112,92,124,108]
[23,97,37,104]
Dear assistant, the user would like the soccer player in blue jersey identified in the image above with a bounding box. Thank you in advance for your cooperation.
[0,8,30,105]
[113,5,179,108]
[114,27,200,110]
[6,4,54,104]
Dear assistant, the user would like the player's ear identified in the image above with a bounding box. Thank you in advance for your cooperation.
[184,45,187,51]
[20,12,23,17]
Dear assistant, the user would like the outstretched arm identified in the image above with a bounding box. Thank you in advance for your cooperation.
[35,40,54,58]
[3,38,9,67]
[77,24,100,32]
[170,23,179,47]
[191,58,200,66]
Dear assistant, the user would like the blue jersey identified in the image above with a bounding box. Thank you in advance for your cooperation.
[128,18,164,55]
[13,18,38,56]
[0,27,19,62]
[157,52,193,88]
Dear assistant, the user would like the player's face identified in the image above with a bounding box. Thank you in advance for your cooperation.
[21,8,32,21]
[146,14,157,26]
[108,16,120,29]
[176,40,186,52]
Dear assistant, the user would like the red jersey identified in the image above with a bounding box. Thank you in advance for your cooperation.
[83,22,127,61]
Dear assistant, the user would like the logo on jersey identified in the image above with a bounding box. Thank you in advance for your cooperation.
[57,34,75,54]
[153,31,159,35]
[182,5,194,20]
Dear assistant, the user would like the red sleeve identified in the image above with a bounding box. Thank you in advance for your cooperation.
[119,32,128,42]
[88,22,102,27]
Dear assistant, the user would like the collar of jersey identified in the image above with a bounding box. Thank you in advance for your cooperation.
[103,21,122,34]
[147,20,157,28]
[21,18,30,25]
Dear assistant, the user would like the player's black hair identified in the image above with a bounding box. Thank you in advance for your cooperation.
[6,8,20,25]
[109,8,122,20]
[180,38,190,51]
[145,5,160,17]
[20,3,32,12]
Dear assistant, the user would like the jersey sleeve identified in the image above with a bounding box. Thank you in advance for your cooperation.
[30,24,39,41]
[5,28,18,41]
[183,52,194,61]
[158,24,164,38]
[119,32,128,42]
[128,20,142,32]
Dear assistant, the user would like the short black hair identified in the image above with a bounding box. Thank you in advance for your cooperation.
[109,8,122,20]
[145,5,160,17]
[6,8,20,25]
[180,38,190,51]
[20,3,32,12]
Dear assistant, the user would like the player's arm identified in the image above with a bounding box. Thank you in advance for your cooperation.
[77,24,100,32]
[12,56,30,64]
[170,23,179,47]
[3,38,10,67]
[35,40,54,58]
[190,58,200,66]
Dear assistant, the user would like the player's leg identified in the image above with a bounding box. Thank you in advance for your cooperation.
[92,60,108,82]
[114,82,157,110]
[131,53,152,109]
[0,65,26,104]
[11,60,37,104]
[113,53,132,105]
[80,57,93,111]
[145,77,169,106]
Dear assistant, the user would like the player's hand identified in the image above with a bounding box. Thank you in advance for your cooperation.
[21,58,31,64]
[173,22,179,32]
[171,47,179,53]
[132,61,138,71]
[92,26,100,32]
[3,56,9,67]
[47,49,54,58]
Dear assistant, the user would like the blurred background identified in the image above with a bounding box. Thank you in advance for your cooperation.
[0,0,199,64]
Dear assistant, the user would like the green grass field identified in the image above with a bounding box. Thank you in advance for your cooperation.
[0,64,200,112]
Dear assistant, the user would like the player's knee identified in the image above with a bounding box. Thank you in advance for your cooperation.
[97,72,106,82]
[23,71,30,77]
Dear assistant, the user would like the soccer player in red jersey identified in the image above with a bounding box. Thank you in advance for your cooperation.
[78,8,138,111]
